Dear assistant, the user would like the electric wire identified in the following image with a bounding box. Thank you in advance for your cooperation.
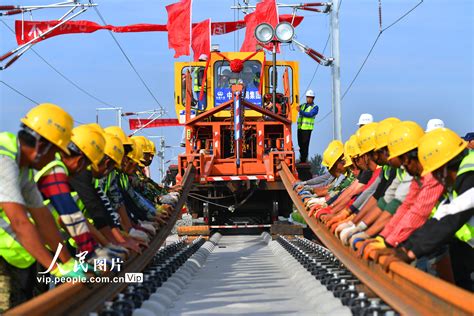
[92,5,165,113]
[0,80,38,104]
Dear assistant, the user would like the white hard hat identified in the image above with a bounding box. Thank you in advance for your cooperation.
[357,113,374,126]
[425,118,445,132]
[198,54,208,61]
[306,90,315,97]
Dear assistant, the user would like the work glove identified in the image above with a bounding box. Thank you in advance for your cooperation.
[361,236,386,260]
[119,238,142,254]
[305,197,325,211]
[350,231,370,250]
[315,207,332,220]
[129,228,150,243]
[308,204,326,217]
[138,221,156,235]
[335,221,355,238]
[292,181,304,190]
[340,221,368,246]
[106,244,129,258]
[325,209,351,228]
[379,248,413,272]
[330,214,354,234]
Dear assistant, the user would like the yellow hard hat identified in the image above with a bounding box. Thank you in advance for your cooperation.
[131,136,149,158]
[322,140,344,170]
[149,140,156,155]
[87,123,105,134]
[70,125,105,171]
[388,121,424,160]
[103,133,125,167]
[356,122,379,155]
[143,137,154,154]
[346,135,361,159]
[343,140,353,167]
[20,103,73,154]
[418,128,467,177]
[104,126,133,146]
[127,138,144,164]
[374,117,401,150]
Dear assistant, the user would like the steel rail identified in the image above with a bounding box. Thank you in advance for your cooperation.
[278,162,474,316]
[6,165,196,316]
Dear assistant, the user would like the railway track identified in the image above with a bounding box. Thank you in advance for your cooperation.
[6,161,474,315]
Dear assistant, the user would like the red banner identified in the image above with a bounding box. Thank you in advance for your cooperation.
[129,118,182,130]
[14,15,303,46]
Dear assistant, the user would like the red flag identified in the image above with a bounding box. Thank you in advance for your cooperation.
[240,0,279,52]
[192,19,211,61]
[166,0,192,58]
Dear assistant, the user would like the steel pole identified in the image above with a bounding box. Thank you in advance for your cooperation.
[272,41,277,113]
[330,1,342,140]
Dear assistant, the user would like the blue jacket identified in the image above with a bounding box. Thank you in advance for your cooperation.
[299,103,319,118]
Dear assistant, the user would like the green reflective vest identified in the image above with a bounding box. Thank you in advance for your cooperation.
[453,150,474,246]
[193,68,205,92]
[0,132,36,268]
[297,103,316,130]
[430,150,474,246]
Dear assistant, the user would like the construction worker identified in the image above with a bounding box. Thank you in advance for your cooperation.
[296,89,319,163]
[425,118,445,132]
[357,113,374,127]
[35,124,120,265]
[463,132,474,149]
[357,121,445,261]
[193,54,208,111]
[0,104,85,311]
[242,66,258,89]
[375,128,473,290]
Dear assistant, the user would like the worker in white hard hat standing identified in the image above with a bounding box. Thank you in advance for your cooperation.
[357,113,374,127]
[425,118,445,132]
[296,90,319,163]
[193,54,208,111]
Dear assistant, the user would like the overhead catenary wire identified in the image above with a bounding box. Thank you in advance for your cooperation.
[92,5,165,113]
[317,0,424,124]
[0,20,115,108]
[0,80,38,104]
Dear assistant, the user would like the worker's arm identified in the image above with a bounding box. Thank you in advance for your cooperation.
[86,221,110,246]
[352,197,378,223]
[118,204,133,232]
[1,202,56,269]
[365,211,392,236]
[299,105,319,118]
[28,206,71,263]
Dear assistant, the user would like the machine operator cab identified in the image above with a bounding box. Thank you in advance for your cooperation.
[174,51,300,123]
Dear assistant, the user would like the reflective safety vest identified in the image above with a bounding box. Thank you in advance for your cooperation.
[454,150,474,246]
[297,103,316,130]
[430,150,474,246]
[0,132,36,268]
[193,67,205,92]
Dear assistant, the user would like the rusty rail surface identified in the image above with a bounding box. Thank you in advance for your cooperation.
[278,162,474,316]
[6,165,196,316]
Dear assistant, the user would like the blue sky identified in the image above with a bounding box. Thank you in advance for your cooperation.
[1,0,473,180]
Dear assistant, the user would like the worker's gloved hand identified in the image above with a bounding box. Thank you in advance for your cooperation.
[350,231,370,250]
[325,209,350,228]
[130,228,150,243]
[119,238,142,254]
[308,204,325,217]
[341,221,367,246]
[379,248,413,272]
[106,243,130,258]
[362,236,386,260]
[315,207,332,220]
[138,221,156,235]
[329,214,354,234]
[335,221,355,238]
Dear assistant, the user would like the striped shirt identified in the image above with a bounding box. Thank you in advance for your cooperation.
[381,173,444,247]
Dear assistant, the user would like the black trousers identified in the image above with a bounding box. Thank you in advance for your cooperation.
[297,129,312,163]
[0,257,37,312]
